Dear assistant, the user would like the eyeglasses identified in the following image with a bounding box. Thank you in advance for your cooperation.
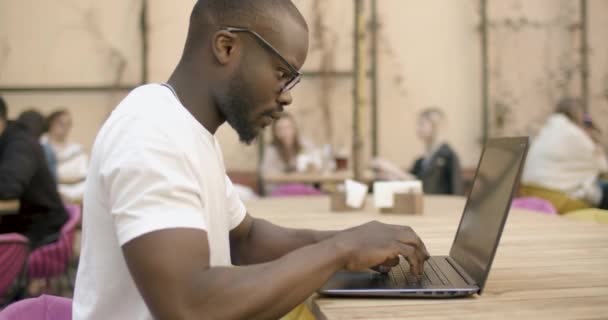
[221,26,302,93]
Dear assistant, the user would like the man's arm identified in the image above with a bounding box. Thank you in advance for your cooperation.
[0,136,38,199]
[230,214,336,265]
[123,221,429,320]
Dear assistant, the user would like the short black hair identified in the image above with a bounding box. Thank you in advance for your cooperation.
[193,0,306,29]
[0,96,7,120]
[17,109,48,138]
[185,0,307,53]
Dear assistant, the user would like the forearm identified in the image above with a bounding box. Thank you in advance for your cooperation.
[233,217,337,265]
[188,238,345,320]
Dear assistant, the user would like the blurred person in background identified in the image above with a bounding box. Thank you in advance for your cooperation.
[16,109,57,179]
[371,107,463,195]
[41,109,88,202]
[521,98,608,211]
[0,96,68,248]
[260,112,320,194]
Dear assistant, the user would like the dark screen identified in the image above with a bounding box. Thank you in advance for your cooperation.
[449,138,528,291]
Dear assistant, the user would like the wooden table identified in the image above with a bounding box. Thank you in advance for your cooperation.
[263,170,374,185]
[245,196,608,319]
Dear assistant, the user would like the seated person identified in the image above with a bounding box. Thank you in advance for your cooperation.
[0,97,68,248]
[41,109,88,202]
[16,109,57,179]
[371,107,463,195]
[72,3,429,318]
[521,98,608,210]
[260,112,319,194]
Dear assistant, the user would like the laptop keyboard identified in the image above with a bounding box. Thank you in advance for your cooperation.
[389,257,451,287]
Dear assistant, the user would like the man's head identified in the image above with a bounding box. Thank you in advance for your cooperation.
[417,107,445,144]
[181,0,309,144]
[17,109,47,138]
[47,109,73,142]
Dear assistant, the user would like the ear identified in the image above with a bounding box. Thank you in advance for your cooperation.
[211,30,238,65]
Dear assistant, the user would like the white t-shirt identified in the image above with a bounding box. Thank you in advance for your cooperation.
[522,114,608,205]
[73,84,247,320]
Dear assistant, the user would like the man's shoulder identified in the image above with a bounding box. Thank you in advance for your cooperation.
[104,84,186,136]
[116,84,174,114]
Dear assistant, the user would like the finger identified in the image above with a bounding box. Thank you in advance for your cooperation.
[383,257,400,267]
[396,234,425,262]
[371,254,400,273]
[396,243,422,275]
[396,227,429,258]
[402,232,428,264]
[418,235,430,259]
[371,265,392,274]
[414,238,429,265]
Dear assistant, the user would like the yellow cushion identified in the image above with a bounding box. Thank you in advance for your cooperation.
[519,185,592,214]
[281,303,316,320]
[563,208,608,224]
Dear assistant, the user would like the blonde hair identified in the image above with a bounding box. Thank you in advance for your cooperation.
[419,107,446,141]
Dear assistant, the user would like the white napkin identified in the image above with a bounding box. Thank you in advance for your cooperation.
[373,180,423,208]
[345,179,368,208]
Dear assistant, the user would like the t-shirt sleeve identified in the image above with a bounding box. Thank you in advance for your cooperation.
[224,175,247,230]
[100,121,207,246]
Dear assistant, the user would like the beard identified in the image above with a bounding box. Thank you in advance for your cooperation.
[216,72,260,145]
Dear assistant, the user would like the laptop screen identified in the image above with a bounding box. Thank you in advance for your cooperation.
[449,137,529,292]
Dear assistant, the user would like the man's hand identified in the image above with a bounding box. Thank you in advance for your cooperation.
[333,221,429,275]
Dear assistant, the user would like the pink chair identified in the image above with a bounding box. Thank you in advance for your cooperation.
[27,204,81,283]
[269,183,324,197]
[0,294,72,320]
[0,234,29,304]
[512,197,558,215]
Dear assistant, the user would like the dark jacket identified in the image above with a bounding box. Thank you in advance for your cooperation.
[410,143,463,195]
[0,122,68,248]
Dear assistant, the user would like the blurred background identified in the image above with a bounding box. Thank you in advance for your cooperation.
[1,0,608,308]
[0,0,607,189]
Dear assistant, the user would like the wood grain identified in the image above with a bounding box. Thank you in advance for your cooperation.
[245,196,608,319]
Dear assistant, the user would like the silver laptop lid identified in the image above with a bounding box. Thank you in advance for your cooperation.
[449,137,529,293]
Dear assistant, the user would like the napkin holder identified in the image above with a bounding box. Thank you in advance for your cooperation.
[380,192,423,215]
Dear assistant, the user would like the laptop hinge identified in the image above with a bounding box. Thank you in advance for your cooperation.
[446,257,478,285]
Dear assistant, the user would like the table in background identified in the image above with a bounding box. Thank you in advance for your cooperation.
[245,196,608,319]
[262,170,374,185]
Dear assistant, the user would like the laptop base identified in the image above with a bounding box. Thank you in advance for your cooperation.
[319,256,479,298]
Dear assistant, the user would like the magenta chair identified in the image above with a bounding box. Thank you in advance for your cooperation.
[269,183,324,197]
[0,295,72,320]
[0,234,29,304]
[511,197,558,215]
[27,204,81,288]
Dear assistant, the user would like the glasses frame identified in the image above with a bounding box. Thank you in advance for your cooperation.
[221,26,302,93]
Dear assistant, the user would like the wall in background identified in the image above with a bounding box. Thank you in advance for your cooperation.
[1,0,606,172]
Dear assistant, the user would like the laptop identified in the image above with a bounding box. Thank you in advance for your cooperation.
[319,137,530,298]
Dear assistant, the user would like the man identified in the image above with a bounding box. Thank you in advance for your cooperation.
[371,108,463,195]
[0,96,68,248]
[73,1,429,319]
